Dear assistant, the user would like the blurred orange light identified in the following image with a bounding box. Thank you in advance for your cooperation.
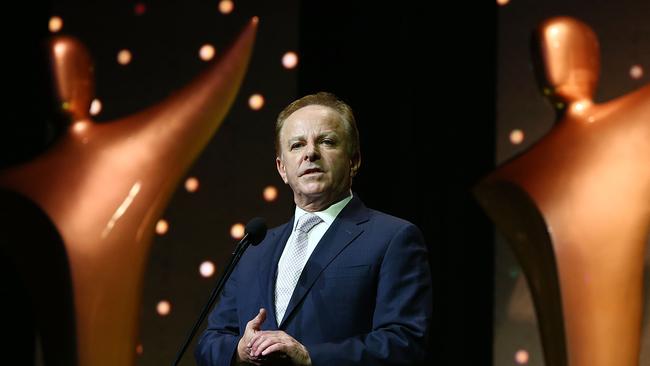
[90,99,102,116]
[248,94,264,110]
[199,44,216,61]
[497,0,510,5]
[263,186,278,202]
[156,300,171,316]
[185,177,200,192]
[72,121,90,134]
[49,16,63,33]
[117,49,132,65]
[509,129,524,145]
[230,223,245,239]
[514,349,529,364]
[573,101,585,112]
[53,43,67,57]
[199,261,215,277]
[135,343,143,355]
[629,64,644,80]
[219,0,234,14]
[282,51,299,69]
[156,219,169,235]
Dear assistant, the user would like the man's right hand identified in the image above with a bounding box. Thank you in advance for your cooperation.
[236,308,267,365]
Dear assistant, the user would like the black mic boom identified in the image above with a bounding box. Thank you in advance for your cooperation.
[172,217,267,366]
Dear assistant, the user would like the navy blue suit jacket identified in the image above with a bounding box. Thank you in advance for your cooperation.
[195,196,432,366]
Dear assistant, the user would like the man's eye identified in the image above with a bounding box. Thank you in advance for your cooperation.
[322,139,335,145]
[290,143,303,150]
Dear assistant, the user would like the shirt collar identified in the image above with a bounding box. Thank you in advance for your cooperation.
[293,191,353,229]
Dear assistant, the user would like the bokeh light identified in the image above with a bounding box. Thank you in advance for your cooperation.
[629,64,644,79]
[199,261,216,278]
[71,121,90,135]
[53,43,66,58]
[514,349,529,364]
[219,0,234,14]
[509,129,525,145]
[49,16,63,33]
[134,3,146,15]
[136,343,143,355]
[230,223,245,240]
[117,49,133,65]
[199,44,216,61]
[156,300,171,316]
[282,51,299,69]
[155,219,169,235]
[497,0,510,5]
[572,101,586,113]
[248,94,265,110]
[89,99,102,116]
[185,177,200,192]
[263,186,278,202]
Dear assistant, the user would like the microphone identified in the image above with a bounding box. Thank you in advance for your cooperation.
[172,217,267,366]
[240,216,267,248]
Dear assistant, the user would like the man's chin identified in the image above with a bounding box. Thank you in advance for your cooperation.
[294,184,330,200]
[297,179,327,192]
[299,187,327,197]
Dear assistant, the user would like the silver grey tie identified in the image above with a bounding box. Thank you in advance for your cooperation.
[274,213,323,324]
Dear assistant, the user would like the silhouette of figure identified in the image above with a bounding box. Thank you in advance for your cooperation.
[475,16,650,366]
[0,19,258,366]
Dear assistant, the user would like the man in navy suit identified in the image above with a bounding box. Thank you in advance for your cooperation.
[195,92,432,365]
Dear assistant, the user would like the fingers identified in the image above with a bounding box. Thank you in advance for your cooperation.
[246,308,266,332]
[257,308,267,321]
[249,331,270,354]
[261,342,286,356]
[251,308,266,328]
[249,331,295,357]
[246,330,311,365]
[238,309,267,364]
[250,332,283,356]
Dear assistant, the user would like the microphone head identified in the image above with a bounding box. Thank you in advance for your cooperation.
[244,217,267,246]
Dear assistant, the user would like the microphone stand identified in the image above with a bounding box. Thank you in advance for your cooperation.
[172,232,253,366]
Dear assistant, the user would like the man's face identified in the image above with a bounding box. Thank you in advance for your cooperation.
[276,105,357,209]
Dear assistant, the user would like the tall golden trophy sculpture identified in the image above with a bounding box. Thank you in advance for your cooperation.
[475,16,649,366]
[0,18,258,366]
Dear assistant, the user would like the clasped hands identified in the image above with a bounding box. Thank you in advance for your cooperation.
[236,308,311,366]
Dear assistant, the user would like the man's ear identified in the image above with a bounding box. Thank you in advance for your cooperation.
[350,152,361,177]
[276,156,289,184]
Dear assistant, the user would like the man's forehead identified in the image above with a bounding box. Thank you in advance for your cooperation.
[282,108,343,135]
[286,130,340,141]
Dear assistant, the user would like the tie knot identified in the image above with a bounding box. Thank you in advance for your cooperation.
[296,213,322,233]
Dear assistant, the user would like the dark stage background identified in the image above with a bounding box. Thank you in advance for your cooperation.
[6,1,494,365]
[7,0,646,365]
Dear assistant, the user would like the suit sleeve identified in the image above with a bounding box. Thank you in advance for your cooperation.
[307,223,433,366]
[194,266,241,366]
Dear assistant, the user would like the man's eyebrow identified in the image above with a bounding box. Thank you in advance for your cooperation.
[286,130,339,143]
[318,131,338,138]
[287,135,305,142]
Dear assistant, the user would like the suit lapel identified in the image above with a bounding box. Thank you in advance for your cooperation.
[257,219,293,329]
[279,197,369,328]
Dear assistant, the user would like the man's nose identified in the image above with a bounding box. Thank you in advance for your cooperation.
[303,142,320,161]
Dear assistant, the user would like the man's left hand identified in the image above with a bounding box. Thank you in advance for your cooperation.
[247,330,312,366]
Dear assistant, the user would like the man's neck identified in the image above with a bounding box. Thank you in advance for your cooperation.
[295,190,351,212]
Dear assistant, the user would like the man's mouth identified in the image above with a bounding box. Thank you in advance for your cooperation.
[301,168,323,176]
